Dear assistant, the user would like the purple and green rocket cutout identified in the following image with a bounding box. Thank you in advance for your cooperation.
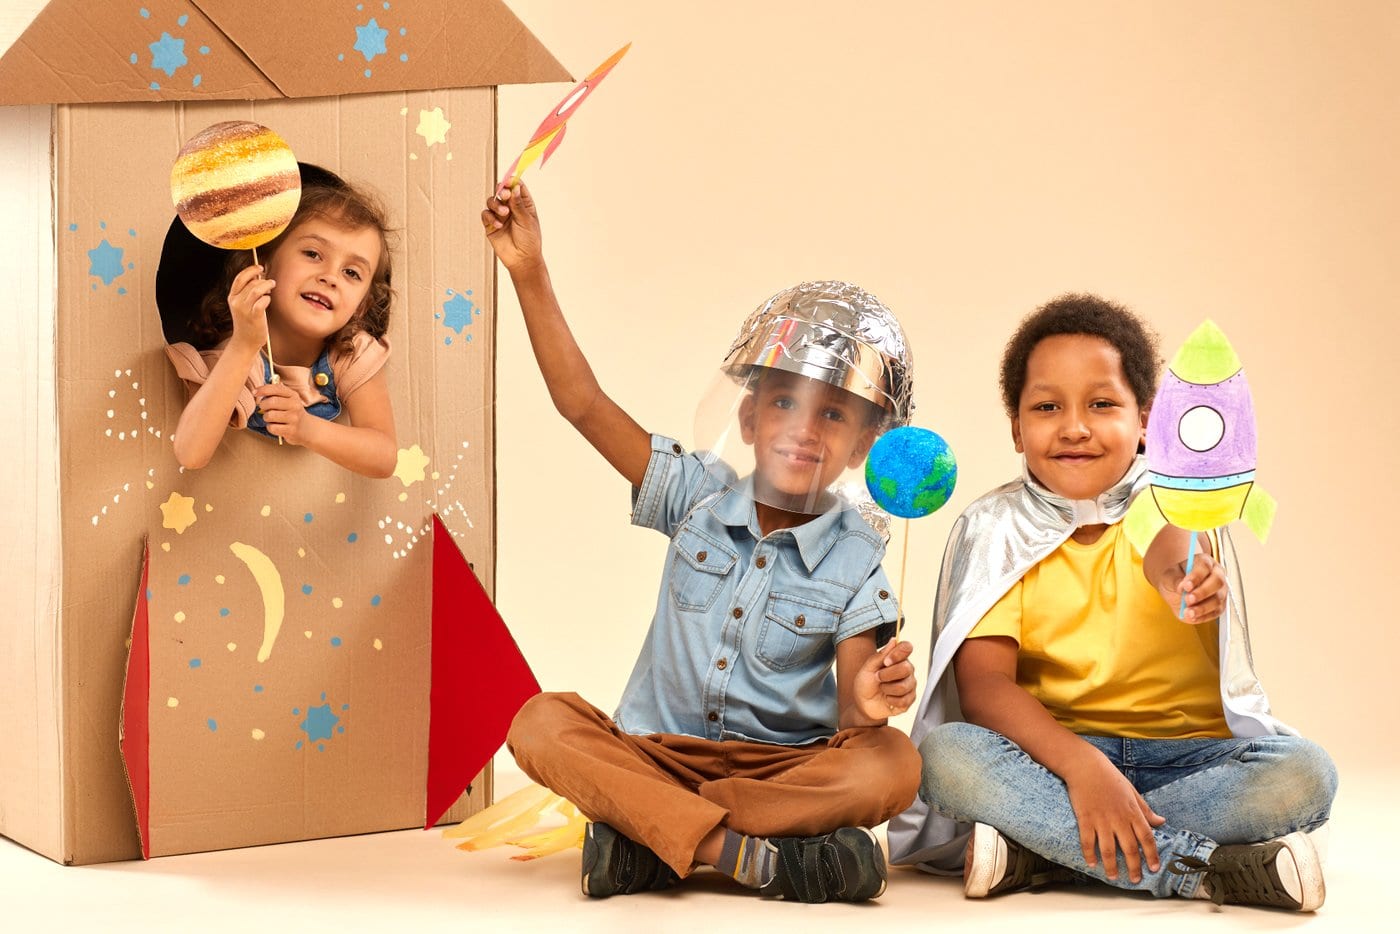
[1124,320,1277,611]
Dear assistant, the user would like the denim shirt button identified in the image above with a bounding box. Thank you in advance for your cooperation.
[717,658,727,670]
[696,550,708,562]
[707,711,718,722]
[878,589,890,600]
[671,443,683,454]
[794,614,806,628]
[732,607,742,619]
[315,372,330,387]
[755,555,766,569]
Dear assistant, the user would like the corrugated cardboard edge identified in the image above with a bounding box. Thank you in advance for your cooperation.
[0,101,64,864]
[118,540,152,860]
[0,0,570,105]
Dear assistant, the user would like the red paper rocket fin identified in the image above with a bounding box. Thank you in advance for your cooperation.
[119,540,152,859]
[425,515,541,829]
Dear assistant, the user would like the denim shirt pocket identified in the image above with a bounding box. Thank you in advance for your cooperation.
[757,595,839,672]
[668,527,737,612]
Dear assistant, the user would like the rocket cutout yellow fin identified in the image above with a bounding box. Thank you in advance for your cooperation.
[1125,320,1276,553]
[496,43,630,195]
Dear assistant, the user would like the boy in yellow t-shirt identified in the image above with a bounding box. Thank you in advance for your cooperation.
[886,294,1337,912]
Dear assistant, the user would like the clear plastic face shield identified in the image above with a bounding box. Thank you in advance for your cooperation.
[693,281,914,519]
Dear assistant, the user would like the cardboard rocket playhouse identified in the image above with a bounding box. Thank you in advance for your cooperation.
[0,0,563,865]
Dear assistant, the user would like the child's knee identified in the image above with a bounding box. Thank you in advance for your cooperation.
[917,721,1000,808]
[1270,737,1339,820]
[506,691,579,758]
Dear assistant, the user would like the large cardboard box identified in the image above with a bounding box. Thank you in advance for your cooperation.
[0,0,565,864]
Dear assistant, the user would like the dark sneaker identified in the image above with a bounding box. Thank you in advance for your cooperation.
[964,822,1074,898]
[580,822,679,898]
[1168,831,1324,912]
[760,826,887,903]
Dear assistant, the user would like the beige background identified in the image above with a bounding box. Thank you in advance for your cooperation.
[496,0,1399,778]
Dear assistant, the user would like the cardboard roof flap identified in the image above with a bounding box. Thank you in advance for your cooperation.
[0,0,570,105]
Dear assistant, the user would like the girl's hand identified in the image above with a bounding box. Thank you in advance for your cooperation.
[227,264,273,350]
[254,382,312,446]
[852,639,918,720]
[1062,751,1165,883]
[481,181,543,274]
[1156,549,1227,623]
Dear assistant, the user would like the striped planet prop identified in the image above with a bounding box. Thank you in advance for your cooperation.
[170,121,301,251]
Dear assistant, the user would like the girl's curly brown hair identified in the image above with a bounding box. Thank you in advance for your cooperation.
[999,293,1161,416]
[189,180,395,356]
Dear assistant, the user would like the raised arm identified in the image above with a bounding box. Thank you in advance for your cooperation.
[172,265,272,469]
[483,182,650,487]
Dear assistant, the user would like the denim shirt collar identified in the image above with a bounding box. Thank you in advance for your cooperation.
[705,477,846,572]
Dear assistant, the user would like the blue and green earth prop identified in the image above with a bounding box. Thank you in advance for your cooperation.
[865,426,957,519]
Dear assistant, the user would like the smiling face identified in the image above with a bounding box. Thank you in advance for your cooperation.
[1012,333,1147,501]
[739,369,878,512]
[264,214,382,358]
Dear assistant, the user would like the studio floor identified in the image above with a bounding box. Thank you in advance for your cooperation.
[3,762,1391,932]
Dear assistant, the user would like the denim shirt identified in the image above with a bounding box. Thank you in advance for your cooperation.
[246,349,342,438]
[614,434,900,746]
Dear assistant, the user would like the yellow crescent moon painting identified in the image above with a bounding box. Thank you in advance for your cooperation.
[228,542,285,663]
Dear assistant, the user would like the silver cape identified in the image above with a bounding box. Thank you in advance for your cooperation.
[885,455,1292,872]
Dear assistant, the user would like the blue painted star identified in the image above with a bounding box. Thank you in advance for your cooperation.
[88,240,126,285]
[353,18,389,63]
[442,292,477,335]
[149,32,187,77]
[300,703,340,743]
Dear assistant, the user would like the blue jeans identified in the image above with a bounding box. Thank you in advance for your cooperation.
[918,722,1338,898]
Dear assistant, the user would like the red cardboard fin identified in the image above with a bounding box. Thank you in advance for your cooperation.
[119,539,152,859]
[426,515,540,828]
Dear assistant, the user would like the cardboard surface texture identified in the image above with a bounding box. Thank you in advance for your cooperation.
[0,0,567,865]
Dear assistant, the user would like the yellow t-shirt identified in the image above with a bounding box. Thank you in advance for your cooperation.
[968,522,1229,739]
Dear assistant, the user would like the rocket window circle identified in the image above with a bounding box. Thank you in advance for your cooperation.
[1178,405,1225,452]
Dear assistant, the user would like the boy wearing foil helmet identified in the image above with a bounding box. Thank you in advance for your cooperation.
[483,182,920,903]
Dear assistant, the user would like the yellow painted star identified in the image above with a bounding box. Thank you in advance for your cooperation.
[158,492,198,534]
[416,107,451,147]
[394,444,430,487]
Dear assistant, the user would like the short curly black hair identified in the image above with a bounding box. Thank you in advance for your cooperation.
[999,293,1160,415]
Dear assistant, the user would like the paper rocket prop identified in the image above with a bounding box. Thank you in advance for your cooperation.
[1125,320,1277,552]
[496,43,630,195]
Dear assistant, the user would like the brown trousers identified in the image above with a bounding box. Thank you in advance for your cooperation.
[505,692,922,876]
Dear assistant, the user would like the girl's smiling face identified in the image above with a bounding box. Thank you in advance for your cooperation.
[265,215,381,347]
[1013,333,1147,501]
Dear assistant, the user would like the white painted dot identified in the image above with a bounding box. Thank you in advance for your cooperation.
[106,409,114,418]
[215,574,225,584]
[251,729,266,741]
[108,389,116,398]
[167,697,179,708]
[227,642,236,651]
[260,505,271,517]
[373,639,383,650]
[384,534,393,544]
[174,611,186,623]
